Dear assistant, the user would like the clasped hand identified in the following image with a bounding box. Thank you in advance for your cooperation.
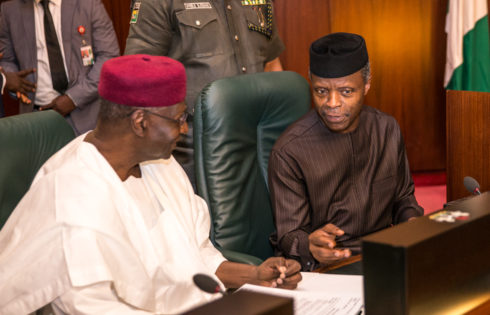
[309,223,351,264]
[254,257,302,289]
[40,94,76,116]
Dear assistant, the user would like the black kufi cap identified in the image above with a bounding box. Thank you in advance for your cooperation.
[309,32,368,78]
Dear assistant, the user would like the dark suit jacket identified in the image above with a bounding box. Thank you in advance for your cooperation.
[0,0,119,134]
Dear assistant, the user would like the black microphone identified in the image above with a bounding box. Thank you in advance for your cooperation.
[193,273,227,296]
[463,176,481,195]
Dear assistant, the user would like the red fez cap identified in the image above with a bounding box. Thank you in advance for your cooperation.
[98,54,186,107]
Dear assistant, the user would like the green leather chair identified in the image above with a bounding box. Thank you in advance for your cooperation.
[0,110,75,229]
[194,71,311,265]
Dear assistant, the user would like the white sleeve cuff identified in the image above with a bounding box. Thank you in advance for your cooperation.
[1,73,6,94]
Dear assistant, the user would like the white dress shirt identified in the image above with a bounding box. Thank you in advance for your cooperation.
[1,73,5,94]
[33,0,69,105]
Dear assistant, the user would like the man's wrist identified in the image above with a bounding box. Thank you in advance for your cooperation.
[251,264,260,282]
[64,92,78,107]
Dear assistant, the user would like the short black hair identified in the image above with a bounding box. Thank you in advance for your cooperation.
[97,97,134,122]
[361,61,371,84]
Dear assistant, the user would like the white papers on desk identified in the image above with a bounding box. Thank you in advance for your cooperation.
[238,272,364,315]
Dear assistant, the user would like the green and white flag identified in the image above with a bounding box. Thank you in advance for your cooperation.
[444,0,490,92]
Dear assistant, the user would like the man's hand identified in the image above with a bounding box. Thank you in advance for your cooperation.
[4,69,36,96]
[42,94,76,116]
[0,52,35,104]
[253,257,302,289]
[17,91,32,104]
[264,57,283,72]
[309,223,351,264]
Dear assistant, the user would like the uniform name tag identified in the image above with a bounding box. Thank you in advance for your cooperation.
[241,0,267,5]
[184,2,212,9]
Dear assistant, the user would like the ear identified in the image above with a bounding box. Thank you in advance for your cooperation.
[129,109,147,137]
[364,78,371,96]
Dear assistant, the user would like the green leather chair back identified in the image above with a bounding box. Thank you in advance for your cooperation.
[0,111,75,228]
[194,71,310,264]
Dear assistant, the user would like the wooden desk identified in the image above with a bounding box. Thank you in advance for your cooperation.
[466,299,490,315]
[362,193,490,314]
[182,291,293,315]
[314,254,362,274]
[315,254,490,315]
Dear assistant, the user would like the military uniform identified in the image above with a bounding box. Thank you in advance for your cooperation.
[125,0,285,187]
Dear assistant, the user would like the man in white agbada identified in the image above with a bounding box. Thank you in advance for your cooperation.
[0,55,302,315]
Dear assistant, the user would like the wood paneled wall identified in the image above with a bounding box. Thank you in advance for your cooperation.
[273,0,330,79]
[446,90,490,201]
[274,0,448,172]
[101,0,131,54]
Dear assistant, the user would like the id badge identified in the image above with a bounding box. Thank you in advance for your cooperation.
[80,45,94,66]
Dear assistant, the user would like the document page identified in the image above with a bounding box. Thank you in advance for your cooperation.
[292,296,361,315]
[238,272,364,315]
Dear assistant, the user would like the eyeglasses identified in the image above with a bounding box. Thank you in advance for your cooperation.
[143,110,188,126]
[127,109,188,126]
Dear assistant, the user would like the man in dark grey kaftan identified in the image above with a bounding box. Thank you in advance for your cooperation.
[268,33,423,271]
